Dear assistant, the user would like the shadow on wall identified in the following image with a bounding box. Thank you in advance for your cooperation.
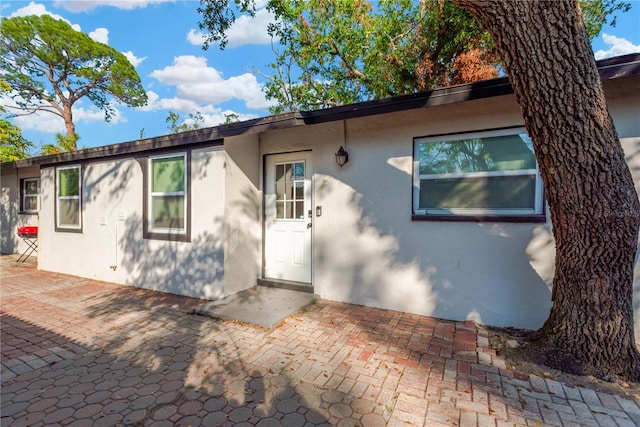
[314,175,439,317]
[314,162,552,329]
[118,214,225,300]
[83,160,136,205]
[1,179,18,253]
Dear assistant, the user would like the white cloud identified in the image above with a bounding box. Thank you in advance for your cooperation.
[187,29,206,46]
[140,92,258,127]
[594,33,640,59]
[123,51,147,67]
[200,110,258,126]
[226,7,276,47]
[2,92,124,135]
[139,91,200,112]
[12,112,66,135]
[8,106,125,135]
[88,28,109,44]
[149,55,272,110]
[76,104,126,124]
[53,0,176,12]
[187,7,276,48]
[10,1,81,31]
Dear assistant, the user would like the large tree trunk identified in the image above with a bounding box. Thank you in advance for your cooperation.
[62,105,77,144]
[58,103,78,151]
[455,0,640,381]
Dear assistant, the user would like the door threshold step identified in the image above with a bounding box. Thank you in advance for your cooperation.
[258,278,314,293]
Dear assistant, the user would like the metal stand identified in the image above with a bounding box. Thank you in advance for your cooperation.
[17,234,38,262]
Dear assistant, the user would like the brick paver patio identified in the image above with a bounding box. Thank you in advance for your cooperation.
[1,255,639,426]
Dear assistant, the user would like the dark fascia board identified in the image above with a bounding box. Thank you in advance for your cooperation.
[2,53,638,171]
[596,52,640,79]
[2,112,303,170]
[300,77,513,125]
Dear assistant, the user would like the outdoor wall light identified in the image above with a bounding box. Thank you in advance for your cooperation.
[335,146,349,167]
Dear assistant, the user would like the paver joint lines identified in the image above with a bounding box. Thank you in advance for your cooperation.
[1,254,639,427]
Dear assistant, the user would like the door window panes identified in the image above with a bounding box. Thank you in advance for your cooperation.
[275,161,305,219]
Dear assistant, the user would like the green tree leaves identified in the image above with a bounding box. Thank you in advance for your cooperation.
[199,0,629,114]
[0,119,34,162]
[0,14,147,150]
[165,111,205,134]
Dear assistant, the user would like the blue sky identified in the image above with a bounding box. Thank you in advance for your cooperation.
[2,0,640,151]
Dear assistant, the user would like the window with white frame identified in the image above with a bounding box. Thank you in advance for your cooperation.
[56,165,81,229]
[413,128,544,219]
[21,177,40,213]
[148,153,187,235]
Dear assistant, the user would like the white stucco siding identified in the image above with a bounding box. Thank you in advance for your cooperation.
[39,159,143,281]
[259,96,551,329]
[38,147,228,300]
[1,165,41,255]
[260,90,639,333]
[222,135,262,295]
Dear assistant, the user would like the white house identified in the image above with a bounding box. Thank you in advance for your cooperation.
[2,53,639,339]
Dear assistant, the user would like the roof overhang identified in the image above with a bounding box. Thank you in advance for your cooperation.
[2,53,638,170]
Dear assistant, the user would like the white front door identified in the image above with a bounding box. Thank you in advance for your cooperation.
[264,152,312,283]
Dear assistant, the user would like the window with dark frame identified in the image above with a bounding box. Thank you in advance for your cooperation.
[21,177,40,213]
[413,128,544,220]
[56,165,81,230]
[147,153,188,236]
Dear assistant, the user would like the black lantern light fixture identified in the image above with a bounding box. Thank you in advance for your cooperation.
[335,146,349,167]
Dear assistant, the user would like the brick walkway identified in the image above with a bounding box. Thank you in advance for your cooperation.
[1,256,639,426]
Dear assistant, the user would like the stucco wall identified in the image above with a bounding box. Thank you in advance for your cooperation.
[259,89,640,337]
[5,73,638,340]
[38,146,231,299]
[222,135,262,294]
[1,165,40,255]
[608,79,640,343]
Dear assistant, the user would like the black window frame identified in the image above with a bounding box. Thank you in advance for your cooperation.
[141,151,191,242]
[412,127,546,223]
[20,177,40,214]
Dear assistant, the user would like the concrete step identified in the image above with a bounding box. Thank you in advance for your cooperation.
[257,278,314,293]
[193,286,318,329]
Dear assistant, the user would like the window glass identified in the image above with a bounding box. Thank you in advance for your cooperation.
[419,175,537,210]
[57,165,81,229]
[274,161,305,220]
[59,199,80,226]
[58,168,79,197]
[419,134,536,174]
[152,156,185,193]
[23,196,38,212]
[151,195,185,229]
[25,179,39,195]
[22,178,40,212]
[414,129,542,217]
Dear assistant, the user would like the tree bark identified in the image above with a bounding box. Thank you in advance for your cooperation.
[62,105,77,149]
[455,0,640,381]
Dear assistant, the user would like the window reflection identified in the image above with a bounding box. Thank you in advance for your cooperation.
[275,161,305,219]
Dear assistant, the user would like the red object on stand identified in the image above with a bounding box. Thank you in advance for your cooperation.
[17,226,38,237]
[17,226,38,262]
